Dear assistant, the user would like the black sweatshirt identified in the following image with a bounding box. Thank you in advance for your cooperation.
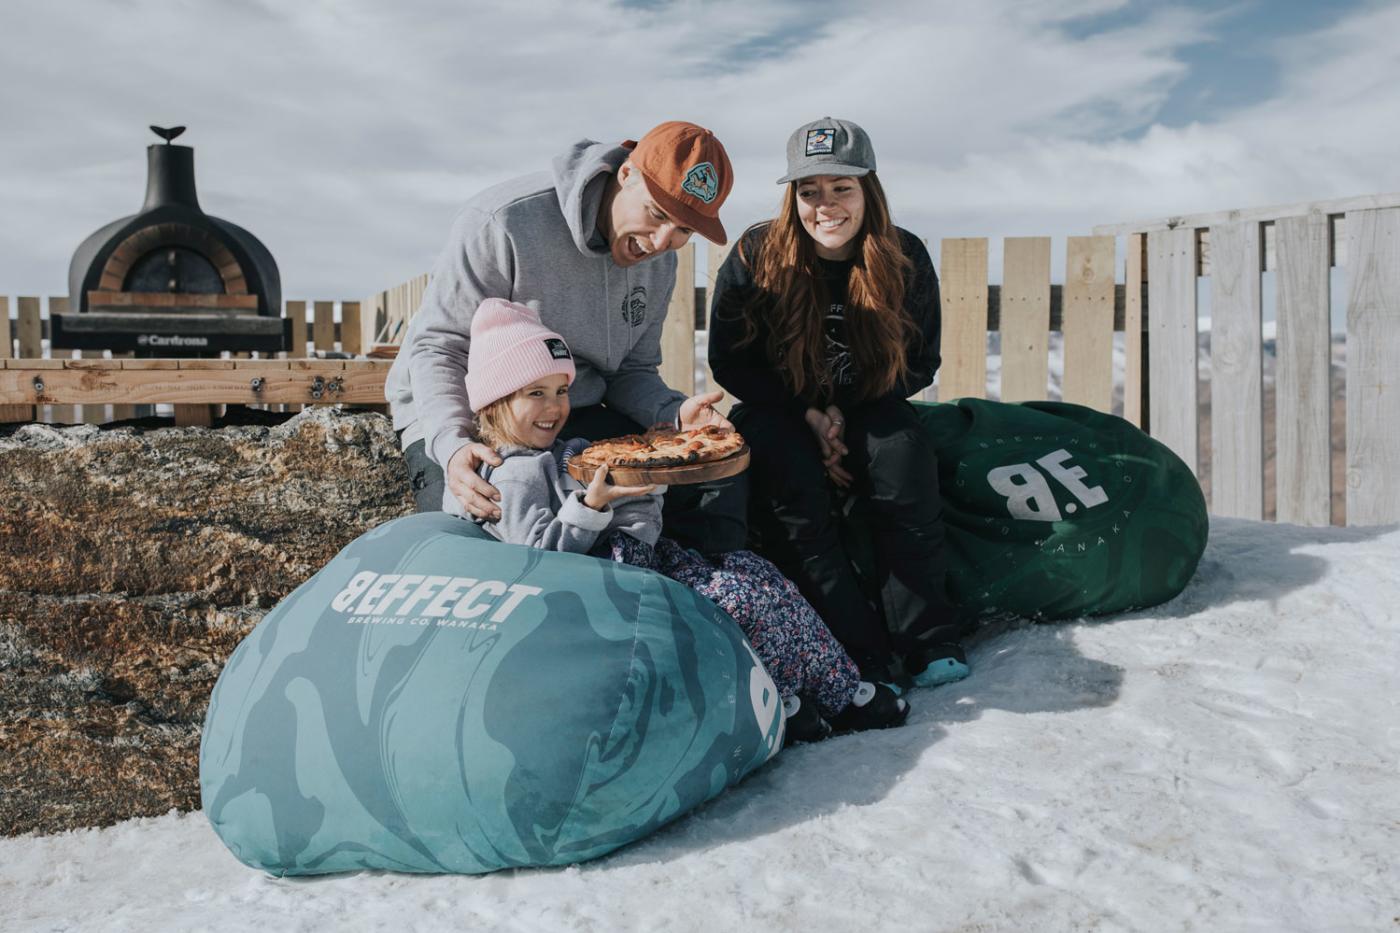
[707,223,941,418]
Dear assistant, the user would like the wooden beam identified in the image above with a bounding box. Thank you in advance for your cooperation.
[0,359,391,406]
[1091,191,1400,237]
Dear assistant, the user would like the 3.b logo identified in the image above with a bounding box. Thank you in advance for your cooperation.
[986,448,1107,522]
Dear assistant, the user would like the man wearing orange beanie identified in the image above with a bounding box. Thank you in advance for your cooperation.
[386,121,746,554]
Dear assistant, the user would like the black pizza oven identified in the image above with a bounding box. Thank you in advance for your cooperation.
[57,126,285,355]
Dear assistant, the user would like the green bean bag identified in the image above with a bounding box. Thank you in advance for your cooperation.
[846,399,1207,621]
[200,512,784,876]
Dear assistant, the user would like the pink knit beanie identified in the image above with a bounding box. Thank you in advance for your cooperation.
[465,298,576,411]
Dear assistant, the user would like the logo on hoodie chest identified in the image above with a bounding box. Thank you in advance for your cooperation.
[621,286,648,327]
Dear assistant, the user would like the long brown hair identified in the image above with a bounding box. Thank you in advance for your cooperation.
[738,172,917,402]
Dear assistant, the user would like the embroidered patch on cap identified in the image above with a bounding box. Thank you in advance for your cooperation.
[681,161,719,204]
[805,128,835,156]
[544,337,571,360]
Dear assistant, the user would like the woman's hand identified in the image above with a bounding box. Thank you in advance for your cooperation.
[583,465,657,511]
[804,406,852,487]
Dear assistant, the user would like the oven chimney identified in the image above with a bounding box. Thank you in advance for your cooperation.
[142,143,201,212]
[142,125,200,211]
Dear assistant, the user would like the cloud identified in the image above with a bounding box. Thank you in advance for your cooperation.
[0,0,1396,301]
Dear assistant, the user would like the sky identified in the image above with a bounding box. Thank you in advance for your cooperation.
[1,0,1398,302]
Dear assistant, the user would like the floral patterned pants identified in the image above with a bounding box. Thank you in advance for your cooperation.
[609,534,860,718]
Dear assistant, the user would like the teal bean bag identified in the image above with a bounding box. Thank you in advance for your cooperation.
[200,512,785,876]
[845,399,1208,621]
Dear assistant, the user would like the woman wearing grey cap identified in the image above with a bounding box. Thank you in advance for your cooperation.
[709,117,970,704]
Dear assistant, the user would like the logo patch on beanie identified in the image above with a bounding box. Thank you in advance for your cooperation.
[544,338,571,360]
[681,162,719,204]
[805,128,835,156]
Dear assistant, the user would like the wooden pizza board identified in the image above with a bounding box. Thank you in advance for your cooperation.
[567,446,749,486]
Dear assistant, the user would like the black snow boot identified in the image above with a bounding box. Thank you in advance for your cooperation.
[782,694,832,746]
[829,682,910,734]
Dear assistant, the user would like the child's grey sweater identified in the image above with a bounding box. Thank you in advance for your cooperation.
[469,440,665,555]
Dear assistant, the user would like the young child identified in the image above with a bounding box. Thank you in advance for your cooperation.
[457,298,910,742]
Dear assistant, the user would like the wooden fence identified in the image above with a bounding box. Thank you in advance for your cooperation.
[6,192,1399,526]
[0,298,392,427]
[1094,191,1400,528]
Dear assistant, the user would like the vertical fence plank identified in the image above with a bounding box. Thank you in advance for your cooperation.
[17,296,43,357]
[1344,207,1400,525]
[703,242,737,412]
[341,301,363,356]
[1146,228,1199,473]
[287,301,308,358]
[1274,214,1332,526]
[286,300,308,412]
[1000,237,1050,402]
[660,244,696,396]
[1124,234,1147,427]
[1062,236,1116,411]
[47,297,78,425]
[939,238,989,401]
[0,295,33,422]
[1207,221,1264,519]
[313,301,335,353]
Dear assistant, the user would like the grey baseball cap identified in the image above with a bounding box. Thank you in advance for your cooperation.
[776,117,877,184]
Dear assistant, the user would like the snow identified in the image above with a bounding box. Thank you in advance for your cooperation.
[5,518,1399,932]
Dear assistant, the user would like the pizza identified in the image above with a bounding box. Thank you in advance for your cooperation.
[572,425,746,472]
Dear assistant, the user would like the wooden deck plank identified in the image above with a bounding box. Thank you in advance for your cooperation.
[1207,221,1264,520]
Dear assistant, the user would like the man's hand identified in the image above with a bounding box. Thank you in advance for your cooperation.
[582,465,656,511]
[678,391,733,431]
[446,442,504,521]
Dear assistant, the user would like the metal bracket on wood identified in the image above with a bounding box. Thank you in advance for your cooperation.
[249,376,265,394]
[32,376,45,394]
[309,376,325,400]
[326,377,343,396]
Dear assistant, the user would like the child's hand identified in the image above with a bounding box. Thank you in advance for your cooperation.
[583,465,656,511]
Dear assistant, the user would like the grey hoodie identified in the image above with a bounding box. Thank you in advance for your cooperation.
[470,440,665,554]
[386,140,688,469]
